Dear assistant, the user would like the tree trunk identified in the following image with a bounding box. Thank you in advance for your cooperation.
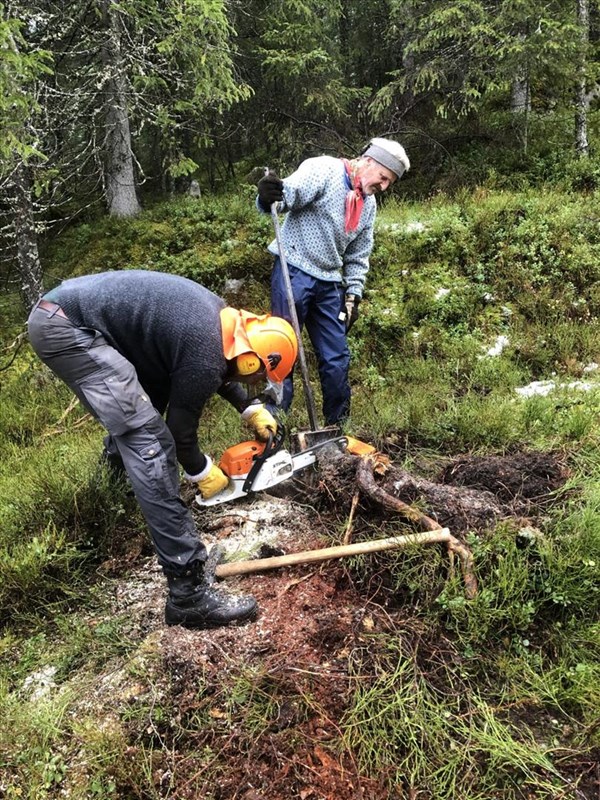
[1,23,43,309]
[575,0,590,157]
[510,25,530,155]
[10,163,44,309]
[510,74,530,114]
[510,72,530,153]
[101,0,141,217]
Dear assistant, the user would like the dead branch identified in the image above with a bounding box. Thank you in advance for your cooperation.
[40,397,93,440]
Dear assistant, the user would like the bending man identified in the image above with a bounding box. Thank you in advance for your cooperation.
[28,270,297,629]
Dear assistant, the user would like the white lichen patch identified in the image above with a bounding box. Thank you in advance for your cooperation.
[22,665,58,700]
[515,379,596,398]
[484,335,510,357]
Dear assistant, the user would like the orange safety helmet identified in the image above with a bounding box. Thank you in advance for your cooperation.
[220,308,298,382]
[245,315,298,381]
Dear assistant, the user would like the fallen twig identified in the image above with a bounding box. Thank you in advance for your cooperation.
[342,490,360,545]
[0,331,26,372]
[40,398,91,439]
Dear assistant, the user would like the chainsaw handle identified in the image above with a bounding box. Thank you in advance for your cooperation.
[242,424,285,494]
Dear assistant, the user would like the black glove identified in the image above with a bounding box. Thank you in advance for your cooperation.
[343,294,360,332]
[258,172,284,210]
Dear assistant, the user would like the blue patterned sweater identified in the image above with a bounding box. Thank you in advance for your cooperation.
[259,155,377,298]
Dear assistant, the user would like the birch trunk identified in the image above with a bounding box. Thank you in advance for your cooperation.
[575,0,589,157]
[10,164,44,309]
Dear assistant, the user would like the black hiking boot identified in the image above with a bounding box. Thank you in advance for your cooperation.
[164,564,258,629]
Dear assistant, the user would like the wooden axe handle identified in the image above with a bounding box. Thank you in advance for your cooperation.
[215,529,451,577]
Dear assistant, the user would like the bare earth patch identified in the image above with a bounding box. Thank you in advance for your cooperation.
[63,447,593,799]
[86,499,391,799]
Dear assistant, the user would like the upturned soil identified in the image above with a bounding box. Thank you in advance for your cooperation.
[70,447,598,800]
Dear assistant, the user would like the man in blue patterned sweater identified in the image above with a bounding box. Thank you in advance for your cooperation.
[28,270,297,629]
[257,137,410,425]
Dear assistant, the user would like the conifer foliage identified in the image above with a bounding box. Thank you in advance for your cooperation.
[1,0,599,302]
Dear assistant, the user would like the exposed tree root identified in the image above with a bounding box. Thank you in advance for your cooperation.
[356,454,478,599]
[391,468,505,532]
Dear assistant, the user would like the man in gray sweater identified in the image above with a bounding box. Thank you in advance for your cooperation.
[28,270,298,629]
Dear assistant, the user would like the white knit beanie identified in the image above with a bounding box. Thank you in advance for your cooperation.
[363,137,410,179]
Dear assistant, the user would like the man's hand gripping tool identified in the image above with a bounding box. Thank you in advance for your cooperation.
[195,426,347,507]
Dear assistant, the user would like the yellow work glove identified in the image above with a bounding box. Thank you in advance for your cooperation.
[241,403,277,442]
[189,458,229,499]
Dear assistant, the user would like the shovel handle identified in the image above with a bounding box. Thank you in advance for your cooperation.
[265,168,320,431]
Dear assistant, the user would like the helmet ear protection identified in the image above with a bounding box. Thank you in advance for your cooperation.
[244,316,298,381]
[236,352,263,375]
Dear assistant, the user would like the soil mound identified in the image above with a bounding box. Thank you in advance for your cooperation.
[439,450,571,512]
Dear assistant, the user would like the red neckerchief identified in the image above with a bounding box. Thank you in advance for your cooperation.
[343,158,364,233]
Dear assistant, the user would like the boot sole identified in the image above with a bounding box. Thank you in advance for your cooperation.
[165,604,258,629]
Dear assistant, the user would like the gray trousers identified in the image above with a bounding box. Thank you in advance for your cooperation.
[27,302,207,574]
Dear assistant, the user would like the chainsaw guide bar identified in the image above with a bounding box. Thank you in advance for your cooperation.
[195,433,348,507]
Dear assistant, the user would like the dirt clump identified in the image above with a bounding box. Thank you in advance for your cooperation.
[439,450,571,512]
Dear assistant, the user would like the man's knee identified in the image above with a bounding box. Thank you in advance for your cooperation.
[114,420,180,500]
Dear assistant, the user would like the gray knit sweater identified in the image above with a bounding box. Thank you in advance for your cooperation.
[47,270,248,474]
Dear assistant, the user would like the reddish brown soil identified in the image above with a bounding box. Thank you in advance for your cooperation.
[159,558,385,799]
[108,447,586,799]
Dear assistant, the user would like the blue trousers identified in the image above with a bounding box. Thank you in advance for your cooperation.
[270,259,351,425]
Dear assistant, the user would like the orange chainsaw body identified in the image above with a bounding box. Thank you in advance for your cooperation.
[219,440,266,477]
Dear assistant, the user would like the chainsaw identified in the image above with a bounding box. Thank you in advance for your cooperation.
[195,426,348,507]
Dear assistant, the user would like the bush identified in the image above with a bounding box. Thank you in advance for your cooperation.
[43,190,273,293]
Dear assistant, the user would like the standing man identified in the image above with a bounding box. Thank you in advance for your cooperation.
[27,270,297,629]
[256,137,410,425]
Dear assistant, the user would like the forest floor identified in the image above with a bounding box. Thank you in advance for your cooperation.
[46,444,594,800]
